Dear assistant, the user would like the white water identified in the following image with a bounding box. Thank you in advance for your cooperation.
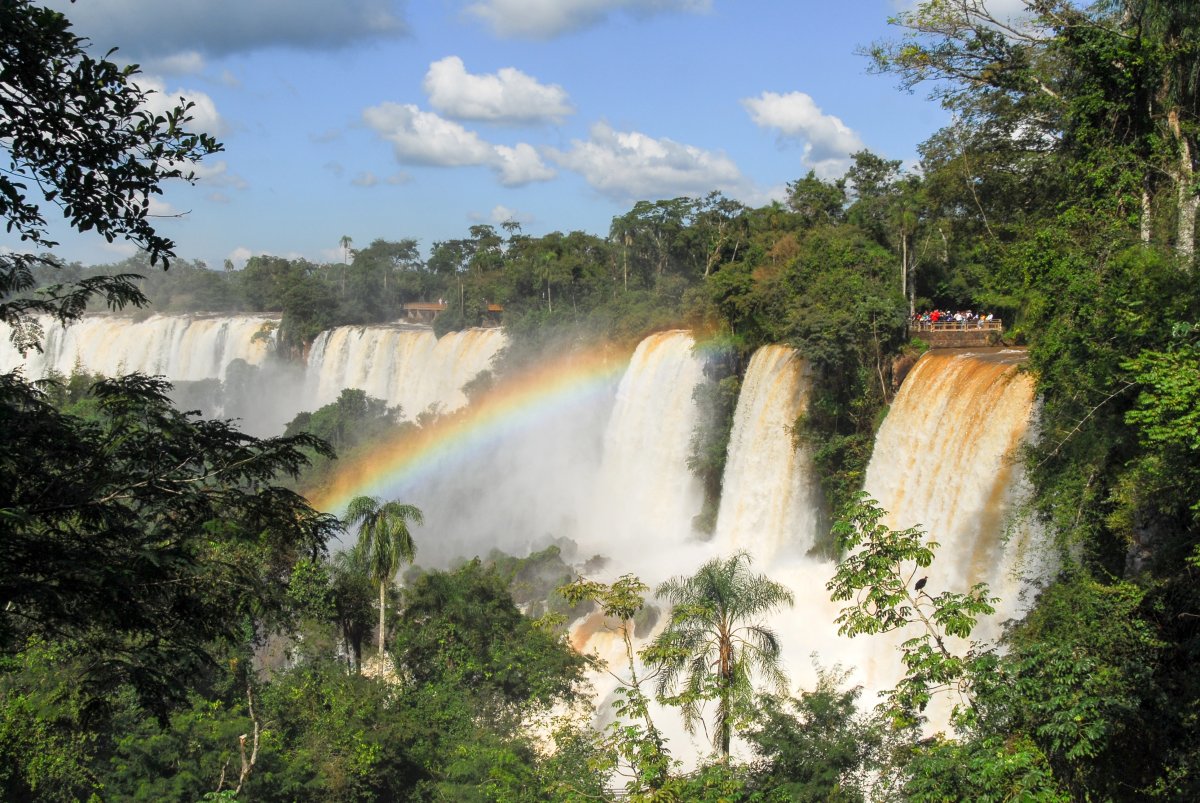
[587,331,709,558]
[305,325,504,417]
[0,313,277,381]
[714,345,822,562]
[686,346,1040,734]
[5,314,1046,751]
[862,349,1041,644]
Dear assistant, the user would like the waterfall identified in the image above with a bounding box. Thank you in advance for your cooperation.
[304,325,504,417]
[863,349,1038,624]
[5,312,1046,727]
[808,348,1038,717]
[587,331,709,559]
[714,345,821,562]
[0,314,277,381]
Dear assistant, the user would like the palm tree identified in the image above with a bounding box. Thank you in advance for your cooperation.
[342,495,423,655]
[646,551,794,758]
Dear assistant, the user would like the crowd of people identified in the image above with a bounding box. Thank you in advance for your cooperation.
[911,309,999,329]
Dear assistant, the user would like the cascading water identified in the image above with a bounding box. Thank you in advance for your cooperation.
[862,348,1040,636]
[0,313,277,381]
[304,325,505,417]
[586,331,709,559]
[703,346,1041,725]
[6,312,1048,741]
[714,345,822,562]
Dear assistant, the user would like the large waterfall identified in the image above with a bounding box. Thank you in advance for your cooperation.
[863,349,1040,635]
[4,313,1045,737]
[0,315,505,433]
[588,331,708,557]
[714,345,821,561]
[0,314,277,381]
[305,325,504,416]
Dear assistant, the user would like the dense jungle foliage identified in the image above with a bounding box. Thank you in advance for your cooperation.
[5,0,1200,799]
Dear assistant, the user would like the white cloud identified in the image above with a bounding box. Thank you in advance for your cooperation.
[145,50,206,75]
[424,56,572,124]
[207,192,231,204]
[227,246,254,269]
[136,75,227,137]
[362,103,555,186]
[549,122,744,201]
[99,240,139,258]
[742,91,865,179]
[363,102,495,166]
[147,197,179,217]
[488,204,533,225]
[494,143,556,186]
[465,0,711,39]
[44,0,407,60]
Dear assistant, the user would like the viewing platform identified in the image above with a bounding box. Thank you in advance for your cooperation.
[912,319,1003,348]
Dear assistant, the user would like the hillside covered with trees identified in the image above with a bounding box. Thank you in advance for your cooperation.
[4,0,1200,800]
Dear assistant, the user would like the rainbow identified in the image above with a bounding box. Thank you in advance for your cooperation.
[308,339,637,514]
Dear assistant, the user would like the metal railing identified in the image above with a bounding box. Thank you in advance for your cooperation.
[911,318,1002,332]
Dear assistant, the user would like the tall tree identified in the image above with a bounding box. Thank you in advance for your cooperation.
[0,0,221,353]
[342,496,424,655]
[645,552,794,758]
[0,373,339,714]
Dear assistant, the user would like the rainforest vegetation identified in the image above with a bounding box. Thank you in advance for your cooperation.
[4,0,1200,799]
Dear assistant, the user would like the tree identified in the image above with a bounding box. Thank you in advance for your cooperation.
[868,0,1200,261]
[0,0,221,353]
[826,494,996,725]
[0,373,340,715]
[560,574,673,794]
[342,496,424,656]
[645,552,794,758]
[394,559,589,716]
[746,666,885,802]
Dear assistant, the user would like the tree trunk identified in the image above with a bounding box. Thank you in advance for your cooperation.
[1141,186,1153,244]
[378,581,387,656]
[1169,108,1197,265]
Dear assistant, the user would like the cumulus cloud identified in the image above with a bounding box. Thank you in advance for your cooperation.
[136,75,227,137]
[548,122,744,201]
[494,143,557,186]
[488,204,533,225]
[226,246,254,269]
[145,50,206,76]
[741,91,865,179]
[363,102,555,186]
[465,0,711,39]
[363,102,494,166]
[147,197,180,217]
[43,0,407,60]
[424,56,572,124]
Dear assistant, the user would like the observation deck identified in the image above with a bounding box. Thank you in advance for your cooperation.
[912,319,1003,348]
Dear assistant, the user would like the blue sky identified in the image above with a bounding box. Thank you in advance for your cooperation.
[12,0,981,269]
